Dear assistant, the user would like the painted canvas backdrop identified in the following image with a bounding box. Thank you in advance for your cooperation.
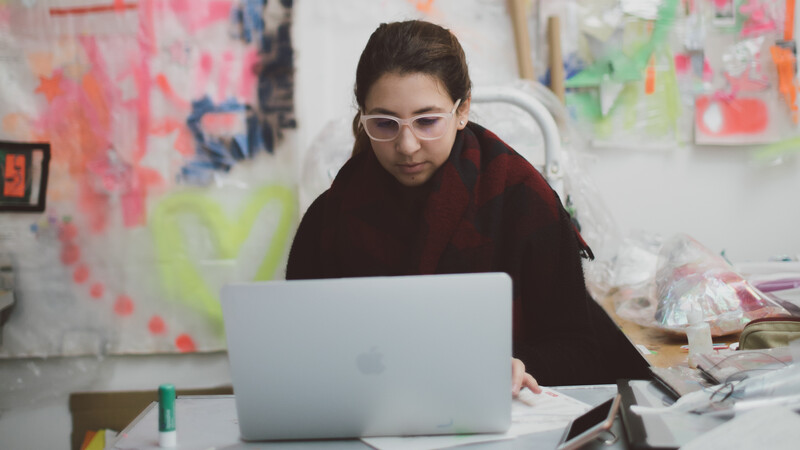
[0,0,297,357]
[3,0,798,359]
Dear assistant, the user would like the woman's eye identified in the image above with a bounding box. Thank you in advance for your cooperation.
[415,117,441,127]
[374,119,397,129]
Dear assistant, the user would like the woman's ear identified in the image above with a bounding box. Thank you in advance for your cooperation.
[457,96,471,130]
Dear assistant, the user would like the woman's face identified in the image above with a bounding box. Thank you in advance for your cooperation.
[363,72,469,187]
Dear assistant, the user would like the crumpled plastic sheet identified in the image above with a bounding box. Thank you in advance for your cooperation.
[613,233,790,336]
[0,355,109,410]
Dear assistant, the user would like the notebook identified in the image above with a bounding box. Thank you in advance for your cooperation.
[220,272,512,441]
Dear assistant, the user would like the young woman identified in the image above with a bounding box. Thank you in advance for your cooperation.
[286,20,650,394]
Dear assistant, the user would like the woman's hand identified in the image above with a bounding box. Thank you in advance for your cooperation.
[512,357,542,397]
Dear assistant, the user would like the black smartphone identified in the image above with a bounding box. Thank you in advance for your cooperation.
[557,394,621,450]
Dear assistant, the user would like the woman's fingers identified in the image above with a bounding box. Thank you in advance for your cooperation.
[511,358,524,395]
[511,358,541,396]
[523,372,542,394]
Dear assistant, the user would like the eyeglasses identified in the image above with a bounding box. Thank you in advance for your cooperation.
[360,99,462,142]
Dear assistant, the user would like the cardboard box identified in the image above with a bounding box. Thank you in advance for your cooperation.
[69,386,232,450]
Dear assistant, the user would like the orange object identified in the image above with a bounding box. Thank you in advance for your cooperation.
[49,1,137,16]
[785,0,795,41]
[80,430,96,450]
[770,45,799,123]
[695,96,769,136]
[3,154,26,198]
[645,54,656,94]
[34,72,64,103]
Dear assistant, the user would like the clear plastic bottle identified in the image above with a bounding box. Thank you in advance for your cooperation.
[686,307,713,368]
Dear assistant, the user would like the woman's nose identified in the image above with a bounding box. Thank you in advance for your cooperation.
[395,124,421,155]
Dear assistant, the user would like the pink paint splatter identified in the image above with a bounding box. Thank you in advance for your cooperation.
[59,222,78,242]
[114,295,135,316]
[168,0,233,33]
[216,51,235,102]
[239,49,259,100]
[0,6,10,28]
[674,54,690,74]
[149,315,167,335]
[703,60,713,82]
[73,264,90,283]
[175,333,196,352]
[89,282,105,299]
[154,73,190,109]
[60,243,81,265]
[150,118,194,156]
[196,51,214,99]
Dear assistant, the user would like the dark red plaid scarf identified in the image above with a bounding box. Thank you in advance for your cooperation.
[313,122,592,336]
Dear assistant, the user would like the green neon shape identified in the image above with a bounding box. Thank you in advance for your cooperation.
[753,137,800,161]
[150,185,296,330]
[565,0,678,88]
[589,47,681,138]
[642,48,682,137]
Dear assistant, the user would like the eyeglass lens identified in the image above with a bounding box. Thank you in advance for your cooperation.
[364,115,449,141]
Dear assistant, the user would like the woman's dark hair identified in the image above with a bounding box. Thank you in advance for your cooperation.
[351,20,472,157]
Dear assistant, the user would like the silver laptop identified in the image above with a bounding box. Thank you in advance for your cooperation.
[220,272,512,441]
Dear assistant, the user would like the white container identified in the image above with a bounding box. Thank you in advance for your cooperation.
[686,307,713,368]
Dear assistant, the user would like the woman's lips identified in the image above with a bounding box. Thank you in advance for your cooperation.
[398,162,426,174]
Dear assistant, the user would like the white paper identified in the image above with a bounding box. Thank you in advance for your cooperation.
[360,387,591,450]
[681,406,800,450]
[359,432,514,450]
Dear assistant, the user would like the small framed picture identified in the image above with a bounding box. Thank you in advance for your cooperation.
[0,141,51,212]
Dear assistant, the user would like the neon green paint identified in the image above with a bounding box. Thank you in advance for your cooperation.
[754,137,800,161]
[150,185,296,329]
[565,0,678,88]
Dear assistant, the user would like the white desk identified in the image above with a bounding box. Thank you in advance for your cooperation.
[112,385,620,450]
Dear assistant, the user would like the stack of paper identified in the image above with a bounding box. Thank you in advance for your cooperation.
[360,387,591,450]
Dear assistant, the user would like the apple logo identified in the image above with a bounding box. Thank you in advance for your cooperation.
[356,347,385,375]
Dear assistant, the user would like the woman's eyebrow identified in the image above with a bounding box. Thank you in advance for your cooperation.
[366,105,442,115]
[366,107,397,115]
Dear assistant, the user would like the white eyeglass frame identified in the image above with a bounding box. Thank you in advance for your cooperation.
[359,99,462,142]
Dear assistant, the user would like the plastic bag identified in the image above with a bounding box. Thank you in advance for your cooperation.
[614,233,790,336]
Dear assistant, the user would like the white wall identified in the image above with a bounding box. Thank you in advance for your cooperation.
[588,144,800,262]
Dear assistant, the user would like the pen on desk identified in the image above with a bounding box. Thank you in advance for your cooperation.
[753,278,800,292]
[680,343,729,352]
[159,383,176,447]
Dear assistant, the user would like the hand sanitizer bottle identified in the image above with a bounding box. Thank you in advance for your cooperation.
[686,307,713,368]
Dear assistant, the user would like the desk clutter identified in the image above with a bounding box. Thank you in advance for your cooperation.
[619,346,800,449]
[597,233,800,338]
[110,387,600,450]
[618,375,800,450]
[585,231,800,449]
[104,367,800,450]
[100,233,799,450]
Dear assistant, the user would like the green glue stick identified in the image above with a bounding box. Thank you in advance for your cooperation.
[158,384,176,447]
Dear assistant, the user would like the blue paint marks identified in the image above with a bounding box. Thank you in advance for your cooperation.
[231,0,266,44]
[180,0,295,186]
[182,97,265,184]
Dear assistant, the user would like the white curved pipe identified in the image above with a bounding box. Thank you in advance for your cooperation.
[471,86,564,201]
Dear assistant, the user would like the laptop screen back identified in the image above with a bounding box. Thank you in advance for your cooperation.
[221,272,512,441]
